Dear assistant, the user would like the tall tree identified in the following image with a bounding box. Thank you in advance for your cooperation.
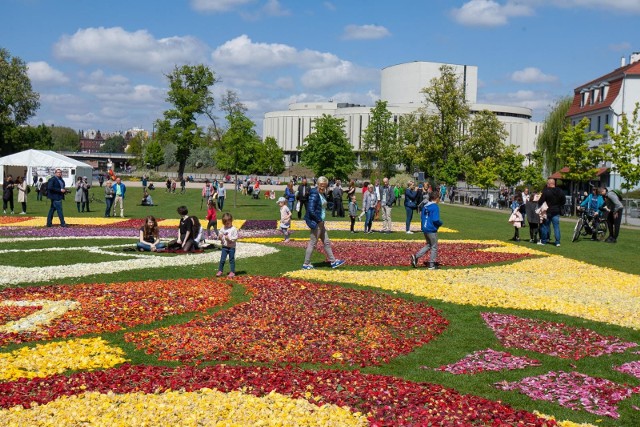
[418,65,470,176]
[126,133,147,166]
[559,117,605,185]
[604,101,640,193]
[465,110,507,163]
[157,64,216,178]
[0,48,40,155]
[361,100,399,178]
[253,136,285,175]
[537,97,572,176]
[397,113,420,174]
[302,114,356,180]
[51,126,80,151]
[521,150,546,189]
[468,157,499,196]
[100,135,125,153]
[497,144,525,188]
[144,139,164,170]
[206,89,246,142]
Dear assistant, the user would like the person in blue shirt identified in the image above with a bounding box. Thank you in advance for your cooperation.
[579,187,605,241]
[301,176,345,270]
[410,190,443,270]
[112,177,127,218]
[46,169,68,227]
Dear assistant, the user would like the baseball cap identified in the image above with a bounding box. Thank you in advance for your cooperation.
[277,197,286,203]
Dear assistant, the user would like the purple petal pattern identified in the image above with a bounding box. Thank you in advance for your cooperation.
[435,348,540,374]
[614,360,640,379]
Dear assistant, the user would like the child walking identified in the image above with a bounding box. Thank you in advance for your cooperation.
[509,193,525,242]
[205,198,218,239]
[216,212,238,277]
[525,192,540,243]
[277,196,292,242]
[348,194,358,233]
[410,190,443,270]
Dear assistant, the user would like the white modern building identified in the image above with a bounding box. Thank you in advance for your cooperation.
[263,61,542,166]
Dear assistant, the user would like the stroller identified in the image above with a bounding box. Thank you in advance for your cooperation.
[252,188,261,199]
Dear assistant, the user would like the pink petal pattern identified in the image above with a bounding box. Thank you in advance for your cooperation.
[613,360,640,379]
[434,348,541,374]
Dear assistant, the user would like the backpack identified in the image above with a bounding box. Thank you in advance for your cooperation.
[611,189,624,202]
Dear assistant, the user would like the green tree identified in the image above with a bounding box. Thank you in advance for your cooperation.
[301,114,356,180]
[468,157,499,195]
[157,64,216,178]
[417,65,470,176]
[100,135,125,153]
[465,110,507,163]
[497,145,525,188]
[397,113,420,174]
[604,102,640,193]
[362,100,399,178]
[144,139,164,170]
[126,133,147,166]
[559,117,605,185]
[5,123,52,152]
[537,97,572,175]
[521,151,546,189]
[51,126,80,151]
[253,136,284,175]
[0,48,40,155]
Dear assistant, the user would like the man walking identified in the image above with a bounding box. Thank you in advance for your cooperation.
[296,178,311,219]
[112,177,127,218]
[537,178,565,246]
[46,169,68,227]
[600,187,624,243]
[331,180,344,217]
[380,177,396,233]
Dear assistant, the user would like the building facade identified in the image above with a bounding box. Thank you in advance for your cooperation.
[566,52,640,189]
[263,61,542,166]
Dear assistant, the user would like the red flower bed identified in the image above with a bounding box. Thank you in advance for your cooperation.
[126,276,449,366]
[0,364,558,426]
[483,313,637,360]
[284,240,531,267]
[0,305,42,325]
[0,216,33,224]
[0,279,231,346]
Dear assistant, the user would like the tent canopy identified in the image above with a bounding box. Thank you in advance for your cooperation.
[0,149,93,187]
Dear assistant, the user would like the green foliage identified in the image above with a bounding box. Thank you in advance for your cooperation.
[125,133,146,166]
[538,97,572,175]
[5,123,52,153]
[0,48,40,155]
[521,151,546,190]
[468,157,498,191]
[497,145,525,188]
[216,111,258,175]
[144,139,164,169]
[252,136,285,175]
[465,110,507,163]
[362,100,399,178]
[397,113,420,174]
[100,135,126,153]
[604,102,640,192]
[186,145,216,169]
[157,64,216,178]
[559,117,605,183]
[51,126,80,151]
[162,143,177,168]
[302,114,356,180]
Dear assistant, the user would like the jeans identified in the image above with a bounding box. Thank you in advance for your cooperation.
[136,241,166,251]
[218,246,236,272]
[287,200,294,212]
[607,209,623,239]
[47,200,66,226]
[218,196,225,210]
[415,232,438,264]
[365,207,375,232]
[405,206,414,231]
[304,222,336,265]
[540,214,560,244]
[105,197,113,217]
[3,197,14,212]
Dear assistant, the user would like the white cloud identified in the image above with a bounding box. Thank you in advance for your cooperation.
[511,67,558,83]
[555,0,640,13]
[275,76,295,90]
[53,27,208,73]
[263,0,289,16]
[342,24,391,40]
[27,61,69,85]
[190,0,255,13]
[451,0,533,27]
[301,62,378,90]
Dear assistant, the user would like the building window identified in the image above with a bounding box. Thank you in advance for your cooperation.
[597,116,601,133]
[589,89,595,105]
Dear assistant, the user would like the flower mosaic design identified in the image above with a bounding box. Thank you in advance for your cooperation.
[614,361,640,380]
[0,279,231,346]
[288,255,640,329]
[0,364,558,426]
[434,348,541,374]
[126,276,449,366]
[289,219,458,233]
[482,313,637,359]
[496,371,639,419]
[282,240,534,267]
[0,337,127,381]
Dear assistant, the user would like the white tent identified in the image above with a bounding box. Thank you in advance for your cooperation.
[0,149,93,188]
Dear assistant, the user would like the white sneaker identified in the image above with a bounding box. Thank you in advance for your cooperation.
[406,230,414,234]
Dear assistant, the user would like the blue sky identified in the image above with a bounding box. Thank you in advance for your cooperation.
[3,0,639,136]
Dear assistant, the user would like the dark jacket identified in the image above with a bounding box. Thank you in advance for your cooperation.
[404,188,417,208]
[304,188,324,229]
[47,176,66,201]
[380,185,396,207]
[538,187,565,216]
[297,184,311,202]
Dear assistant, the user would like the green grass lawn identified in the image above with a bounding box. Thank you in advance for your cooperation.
[2,184,640,426]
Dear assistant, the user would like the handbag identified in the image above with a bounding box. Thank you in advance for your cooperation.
[295,201,301,212]
[27,186,31,194]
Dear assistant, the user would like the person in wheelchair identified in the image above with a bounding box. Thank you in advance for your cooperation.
[578,187,604,240]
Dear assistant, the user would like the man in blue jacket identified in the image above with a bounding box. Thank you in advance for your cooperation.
[112,177,126,218]
[410,190,443,270]
[46,169,68,227]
